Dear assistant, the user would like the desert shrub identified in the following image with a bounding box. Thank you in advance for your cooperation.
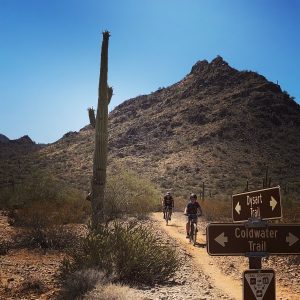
[61,225,113,275]
[104,169,160,219]
[281,198,300,222]
[2,171,89,250]
[12,224,78,250]
[5,171,90,227]
[19,277,45,295]
[0,240,10,255]
[61,221,179,285]
[0,186,11,209]
[59,269,108,300]
[109,222,179,283]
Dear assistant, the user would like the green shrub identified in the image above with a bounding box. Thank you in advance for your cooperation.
[104,169,160,219]
[5,171,90,226]
[61,221,179,285]
[1,171,90,250]
[110,222,179,283]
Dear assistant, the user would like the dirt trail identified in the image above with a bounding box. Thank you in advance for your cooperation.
[152,212,241,300]
[152,212,300,300]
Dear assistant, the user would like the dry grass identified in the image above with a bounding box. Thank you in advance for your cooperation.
[174,196,232,221]
[59,269,107,300]
[201,199,231,221]
[85,283,142,300]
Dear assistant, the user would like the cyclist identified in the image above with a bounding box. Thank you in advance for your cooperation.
[162,192,174,220]
[184,193,202,238]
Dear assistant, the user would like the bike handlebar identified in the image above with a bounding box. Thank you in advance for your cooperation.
[184,213,201,216]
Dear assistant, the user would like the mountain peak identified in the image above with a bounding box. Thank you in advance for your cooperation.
[210,55,228,66]
[190,59,209,74]
[11,135,35,144]
[190,55,233,76]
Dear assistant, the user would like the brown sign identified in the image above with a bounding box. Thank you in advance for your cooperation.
[232,187,282,222]
[207,223,300,256]
[243,269,275,300]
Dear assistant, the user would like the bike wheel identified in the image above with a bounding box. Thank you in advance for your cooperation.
[193,224,197,246]
[189,223,193,243]
[165,210,169,226]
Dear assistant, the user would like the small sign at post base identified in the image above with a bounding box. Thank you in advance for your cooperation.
[243,269,275,300]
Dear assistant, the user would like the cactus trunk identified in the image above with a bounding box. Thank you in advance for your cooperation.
[91,31,111,226]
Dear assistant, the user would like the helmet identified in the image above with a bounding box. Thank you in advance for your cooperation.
[166,192,171,196]
[190,193,197,200]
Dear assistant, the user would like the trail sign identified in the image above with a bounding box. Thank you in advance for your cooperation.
[206,223,300,256]
[232,187,282,222]
[243,269,275,300]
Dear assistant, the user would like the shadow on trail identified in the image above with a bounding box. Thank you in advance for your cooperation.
[166,224,181,228]
[194,242,206,248]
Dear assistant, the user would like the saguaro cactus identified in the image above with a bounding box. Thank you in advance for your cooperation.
[91,31,113,226]
[262,166,271,188]
[88,107,96,128]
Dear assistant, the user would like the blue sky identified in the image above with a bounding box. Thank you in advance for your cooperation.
[0,0,299,143]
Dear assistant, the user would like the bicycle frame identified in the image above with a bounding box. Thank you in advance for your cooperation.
[188,214,198,246]
[164,206,172,225]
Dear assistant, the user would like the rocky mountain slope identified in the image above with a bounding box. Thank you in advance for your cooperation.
[0,135,43,186]
[1,56,300,203]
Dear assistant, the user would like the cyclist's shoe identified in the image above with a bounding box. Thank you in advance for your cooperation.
[169,216,171,220]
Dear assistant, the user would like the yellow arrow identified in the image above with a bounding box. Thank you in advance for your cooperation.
[270,196,277,211]
[286,232,299,246]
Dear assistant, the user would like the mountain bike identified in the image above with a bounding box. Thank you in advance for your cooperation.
[188,214,198,246]
[164,206,172,225]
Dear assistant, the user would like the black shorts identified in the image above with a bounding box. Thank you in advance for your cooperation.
[186,214,198,223]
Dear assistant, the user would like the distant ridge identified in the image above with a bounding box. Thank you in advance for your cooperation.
[10,135,35,144]
[0,134,36,144]
[0,134,9,143]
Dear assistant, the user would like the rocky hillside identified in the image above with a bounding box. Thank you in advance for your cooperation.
[0,135,43,187]
[1,56,300,202]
